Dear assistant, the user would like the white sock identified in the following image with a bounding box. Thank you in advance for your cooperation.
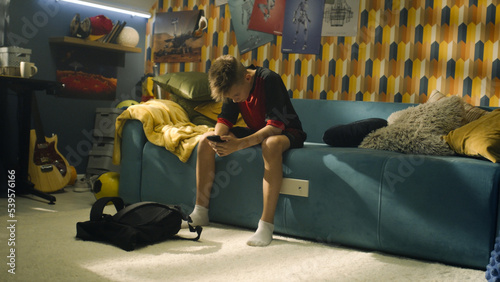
[247,220,274,247]
[188,205,209,227]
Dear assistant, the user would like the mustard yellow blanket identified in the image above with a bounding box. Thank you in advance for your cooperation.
[113,100,213,164]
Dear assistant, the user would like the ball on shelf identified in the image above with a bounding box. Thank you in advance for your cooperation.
[116,26,139,47]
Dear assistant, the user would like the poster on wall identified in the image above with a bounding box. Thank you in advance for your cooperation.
[228,0,274,54]
[153,10,204,63]
[281,0,325,55]
[248,0,286,35]
[321,0,360,37]
[54,47,117,100]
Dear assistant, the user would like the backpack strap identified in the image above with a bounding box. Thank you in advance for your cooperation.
[113,201,163,221]
[186,218,203,241]
[89,197,125,221]
[169,207,202,241]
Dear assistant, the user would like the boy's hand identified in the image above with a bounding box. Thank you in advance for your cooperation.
[210,135,240,157]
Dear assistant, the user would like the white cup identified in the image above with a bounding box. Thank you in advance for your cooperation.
[20,62,38,78]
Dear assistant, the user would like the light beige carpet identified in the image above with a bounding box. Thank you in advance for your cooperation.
[0,190,485,281]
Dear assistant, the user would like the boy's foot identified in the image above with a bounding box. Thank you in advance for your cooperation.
[187,205,209,227]
[247,220,274,247]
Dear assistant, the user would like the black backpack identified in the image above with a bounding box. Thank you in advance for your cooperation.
[76,197,202,251]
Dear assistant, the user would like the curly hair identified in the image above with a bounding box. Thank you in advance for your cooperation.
[208,55,247,102]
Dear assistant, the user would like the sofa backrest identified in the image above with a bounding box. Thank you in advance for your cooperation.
[291,99,416,143]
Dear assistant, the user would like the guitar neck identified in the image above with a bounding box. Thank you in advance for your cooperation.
[32,94,47,145]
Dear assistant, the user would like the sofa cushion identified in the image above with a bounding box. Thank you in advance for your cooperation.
[322,118,387,147]
[291,99,414,143]
[168,95,216,127]
[444,109,500,163]
[359,96,464,155]
[426,89,446,103]
[463,102,489,124]
[425,89,488,124]
[193,100,221,120]
[153,72,212,101]
[194,101,247,127]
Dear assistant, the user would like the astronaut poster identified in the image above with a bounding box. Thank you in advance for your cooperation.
[321,0,360,37]
[228,0,274,54]
[248,0,286,35]
[282,0,325,55]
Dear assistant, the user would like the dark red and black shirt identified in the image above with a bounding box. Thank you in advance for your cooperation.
[217,66,304,133]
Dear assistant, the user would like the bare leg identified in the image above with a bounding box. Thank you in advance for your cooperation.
[189,133,216,226]
[247,135,290,246]
[196,133,216,207]
[261,137,289,223]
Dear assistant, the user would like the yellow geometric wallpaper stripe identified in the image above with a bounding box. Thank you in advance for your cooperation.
[145,0,500,106]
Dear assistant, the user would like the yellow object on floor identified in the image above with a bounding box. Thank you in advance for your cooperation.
[93,172,120,199]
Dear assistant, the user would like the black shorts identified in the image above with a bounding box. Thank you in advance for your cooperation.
[230,127,307,149]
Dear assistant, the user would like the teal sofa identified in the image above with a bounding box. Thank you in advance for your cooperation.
[117,99,500,269]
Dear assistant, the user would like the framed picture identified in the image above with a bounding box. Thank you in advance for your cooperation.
[321,0,360,37]
[248,0,286,35]
[282,0,325,55]
[152,10,204,63]
[53,46,118,100]
[228,0,274,54]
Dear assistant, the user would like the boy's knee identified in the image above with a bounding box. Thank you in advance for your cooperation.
[198,133,215,152]
[200,132,217,143]
[261,136,285,154]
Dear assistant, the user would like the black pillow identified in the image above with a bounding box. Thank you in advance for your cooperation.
[323,118,388,147]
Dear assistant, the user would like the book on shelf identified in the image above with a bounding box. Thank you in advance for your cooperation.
[98,20,117,43]
[109,21,126,44]
[99,20,120,43]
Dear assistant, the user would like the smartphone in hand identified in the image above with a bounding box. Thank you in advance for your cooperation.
[207,135,225,142]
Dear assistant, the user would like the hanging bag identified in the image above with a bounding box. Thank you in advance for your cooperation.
[76,197,202,251]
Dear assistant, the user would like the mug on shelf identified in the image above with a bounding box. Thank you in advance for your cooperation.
[20,62,38,78]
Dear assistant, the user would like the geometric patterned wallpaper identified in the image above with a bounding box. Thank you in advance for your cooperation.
[145,0,500,106]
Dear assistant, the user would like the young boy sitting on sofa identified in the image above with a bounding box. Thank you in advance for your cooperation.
[187,55,307,246]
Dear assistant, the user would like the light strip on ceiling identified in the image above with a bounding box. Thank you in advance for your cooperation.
[58,0,151,18]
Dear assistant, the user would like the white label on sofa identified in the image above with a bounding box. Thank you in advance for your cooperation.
[280,178,309,197]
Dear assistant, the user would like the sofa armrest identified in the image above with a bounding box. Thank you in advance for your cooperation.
[118,119,147,204]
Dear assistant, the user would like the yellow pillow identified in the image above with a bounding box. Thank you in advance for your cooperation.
[194,101,247,127]
[444,109,500,163]
[194,101,222,120]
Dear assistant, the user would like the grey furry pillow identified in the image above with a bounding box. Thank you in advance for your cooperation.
[359,96,465,155]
